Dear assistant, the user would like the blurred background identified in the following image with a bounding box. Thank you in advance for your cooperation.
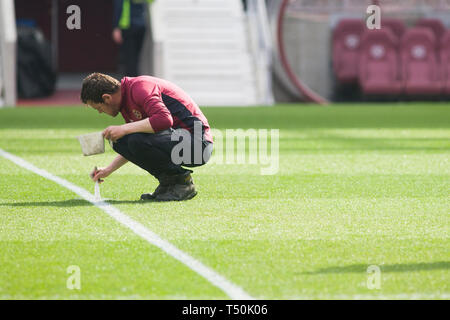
[0,0,449,107]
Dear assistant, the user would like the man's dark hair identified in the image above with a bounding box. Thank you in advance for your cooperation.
[80,73,121,104]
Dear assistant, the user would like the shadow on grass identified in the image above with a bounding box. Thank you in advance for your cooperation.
[0,199,152,207]
[303,261,450,274]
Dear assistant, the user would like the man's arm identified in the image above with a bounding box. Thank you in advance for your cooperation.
[91,154,128,182]
[103,118,156,142]
[131,81,174,132]
[123,118,156,134]
[103,80,174,142]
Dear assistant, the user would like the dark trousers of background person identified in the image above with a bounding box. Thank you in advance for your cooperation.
[119,26,146,77]
[112,129,213,179]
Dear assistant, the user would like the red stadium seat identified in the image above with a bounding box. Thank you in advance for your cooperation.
[416,18,446,43]
[441,31,450,94]
[332,19,365,83]
[401,28,442,95]
[381,18,406,39]
[359,29,402,95]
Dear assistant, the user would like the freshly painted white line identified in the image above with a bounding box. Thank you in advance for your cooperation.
[0,148,254,300]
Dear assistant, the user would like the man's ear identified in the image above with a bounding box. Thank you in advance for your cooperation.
[102,94,112,103]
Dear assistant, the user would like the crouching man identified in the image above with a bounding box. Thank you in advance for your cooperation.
[80,73,213,201]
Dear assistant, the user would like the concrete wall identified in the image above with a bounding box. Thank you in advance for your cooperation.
[284,17,333,100]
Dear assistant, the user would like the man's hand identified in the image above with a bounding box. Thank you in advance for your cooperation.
[103,125,127,142]
[90,167,111,184]
[112,28,123,44]
[89,156,128,184]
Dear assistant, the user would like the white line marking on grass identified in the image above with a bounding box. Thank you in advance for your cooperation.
[0,148,254,300]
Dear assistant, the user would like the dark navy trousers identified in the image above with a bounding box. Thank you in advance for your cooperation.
[112,129,213,178]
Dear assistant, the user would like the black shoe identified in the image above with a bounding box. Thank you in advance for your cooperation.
[155,171,197,202]
[140,183,169,201]
[140,173,176,201]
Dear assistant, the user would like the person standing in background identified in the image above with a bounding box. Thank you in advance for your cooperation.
[112,0,151,77]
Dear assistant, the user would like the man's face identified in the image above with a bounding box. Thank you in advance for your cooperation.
[88,95,120,117]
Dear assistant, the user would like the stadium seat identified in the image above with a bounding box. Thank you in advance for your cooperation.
[332,19,365,83]
[381,18,406,39]
[441,31,450,94]
[401,28,442,95]
[359,29,402,95]
[416,18,446,44]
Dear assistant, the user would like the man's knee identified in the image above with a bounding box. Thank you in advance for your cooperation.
[183,142,213,168]
[202,142,213,164]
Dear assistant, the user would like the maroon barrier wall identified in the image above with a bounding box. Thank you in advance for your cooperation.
[15,0,119,73]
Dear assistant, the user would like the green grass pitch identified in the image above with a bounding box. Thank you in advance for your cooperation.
[0,103,448,299]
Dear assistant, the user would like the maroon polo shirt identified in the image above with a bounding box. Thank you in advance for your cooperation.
[119,76,212,142]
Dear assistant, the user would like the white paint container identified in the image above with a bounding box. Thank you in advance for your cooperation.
[77,132,105,156]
